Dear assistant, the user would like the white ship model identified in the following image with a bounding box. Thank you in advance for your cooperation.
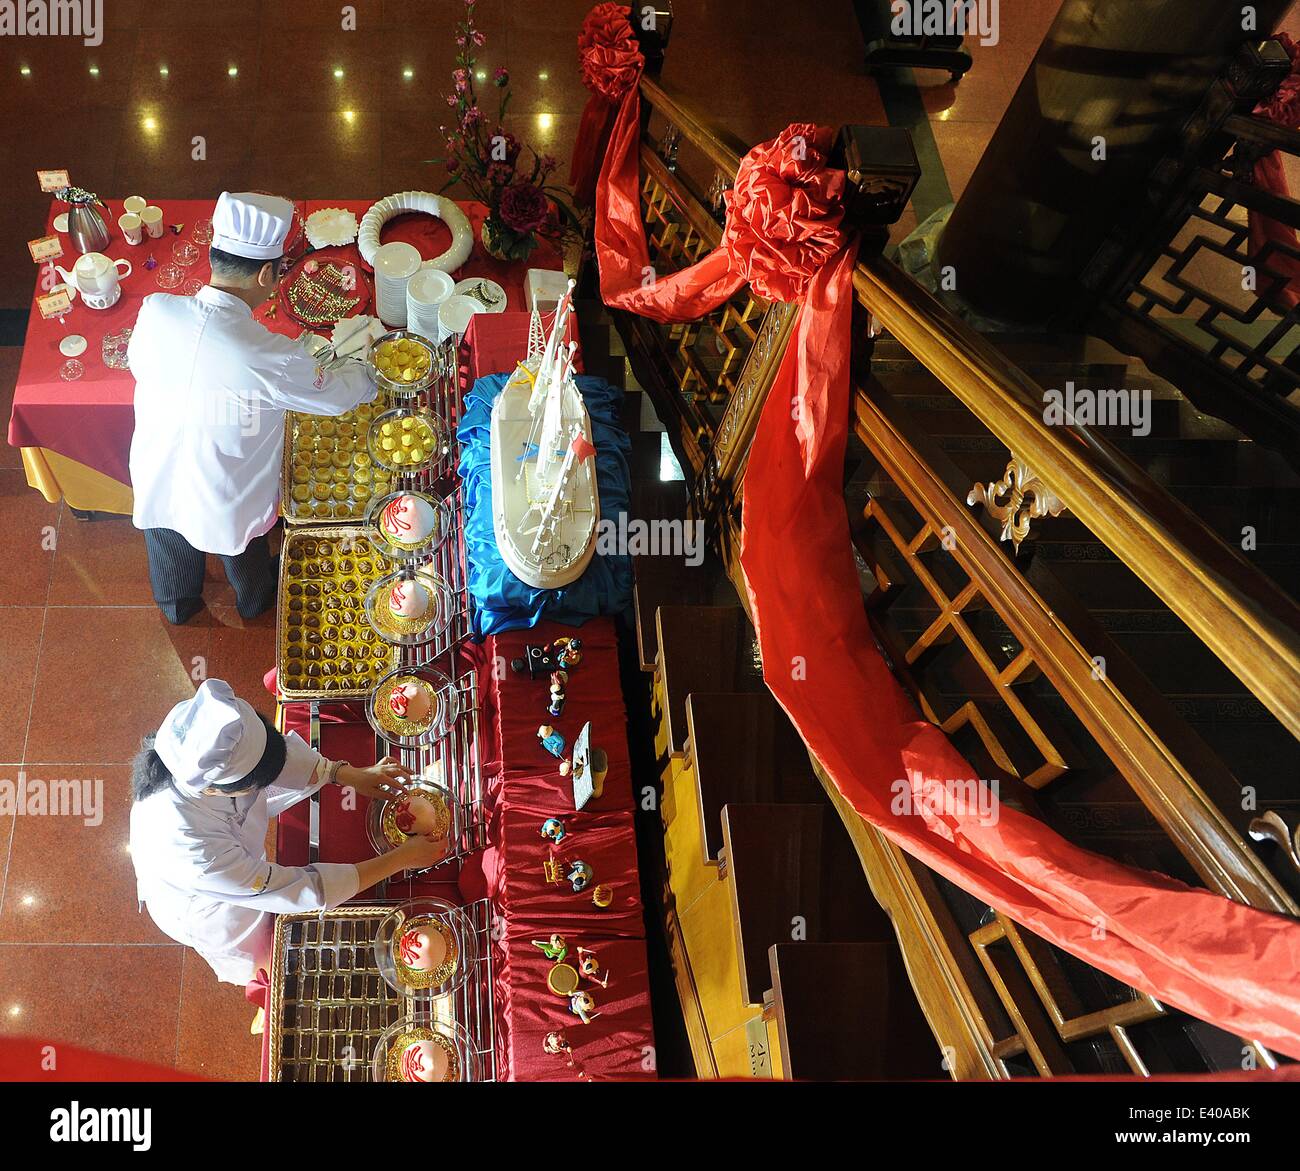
[490,280,599,589]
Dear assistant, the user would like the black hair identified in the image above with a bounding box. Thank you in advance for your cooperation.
[131,715,288,801]
[208,245,277,284]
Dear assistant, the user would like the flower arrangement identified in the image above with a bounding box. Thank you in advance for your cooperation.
[434,0,582,262]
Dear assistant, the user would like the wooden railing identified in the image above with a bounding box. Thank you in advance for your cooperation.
[608,74,1300,1076]
[1081,37,1300,463]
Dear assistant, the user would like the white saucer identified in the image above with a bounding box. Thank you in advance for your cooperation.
[59,334,87,357]
[453,277,507,312]
[53,213,69,233]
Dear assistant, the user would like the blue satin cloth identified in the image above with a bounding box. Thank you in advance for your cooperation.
[457,372,634,638]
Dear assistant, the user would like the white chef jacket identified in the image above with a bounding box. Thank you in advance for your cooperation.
[127,285,376,556]
[129,730,360,984]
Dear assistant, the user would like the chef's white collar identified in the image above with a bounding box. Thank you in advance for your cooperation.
[195,285,254,317]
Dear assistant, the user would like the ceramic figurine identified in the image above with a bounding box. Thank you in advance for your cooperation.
[543,856,563,884]
[543,1030,572,1058]
[569,989,600,1025]
[554,636,583,669]
[531,933,567,962]
[540,816,567,844]
[577,947,609,988]
[538,724,566,759]
[591,884,614,908]
[547,670,568,718]
[566,860,593,893]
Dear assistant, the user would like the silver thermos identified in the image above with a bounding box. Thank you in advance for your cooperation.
[58,185,110,254]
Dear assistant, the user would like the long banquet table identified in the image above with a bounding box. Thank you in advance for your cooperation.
[6,195,565,513]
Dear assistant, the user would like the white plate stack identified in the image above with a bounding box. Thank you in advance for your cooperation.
[373,241,422,328]
[406,268,456,340]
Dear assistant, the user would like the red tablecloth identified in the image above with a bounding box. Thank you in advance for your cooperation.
[460,311,583,388]
[7,196,565,489]
[272,618,655,1081]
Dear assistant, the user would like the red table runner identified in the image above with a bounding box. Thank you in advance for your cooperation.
[7,196,567,491]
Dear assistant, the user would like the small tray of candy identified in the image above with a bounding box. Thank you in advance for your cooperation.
[276,526,402,700]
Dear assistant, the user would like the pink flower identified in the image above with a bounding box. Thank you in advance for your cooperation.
[493,66,509,87]
[498,182,550,234]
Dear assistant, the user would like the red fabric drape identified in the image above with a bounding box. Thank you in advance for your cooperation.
[581,2,1300,1053]
[1249,33,1300,309]
[570,4,645,208]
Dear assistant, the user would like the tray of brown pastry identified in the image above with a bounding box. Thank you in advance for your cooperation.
[281,400,402,526]
[276,527,401,700]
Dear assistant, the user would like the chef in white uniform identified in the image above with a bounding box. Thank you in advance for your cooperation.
[129,679,447,985]
[127,191,376,624]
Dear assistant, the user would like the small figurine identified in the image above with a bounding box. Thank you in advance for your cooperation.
[576,947,609,988]
[591,884,614,909]
[569,989,600,1025]
[540,816,567,844]
[511,637,584,679]
[169,223,184,235]
[566,860,593,893]
[547,670,568,718]
[543,1031,572,1058]
[531,933,567,962]
[538,724,566,759]
[554,637,583,670]
[143,253,158,271]
[543,856,563,885]
[563,722,608,811]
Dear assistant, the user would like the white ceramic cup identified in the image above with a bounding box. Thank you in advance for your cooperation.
[118,213,143,245]
[123,195,148,215]
[141,205,165,239]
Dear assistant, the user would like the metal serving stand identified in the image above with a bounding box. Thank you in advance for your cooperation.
[265,898,498,1082]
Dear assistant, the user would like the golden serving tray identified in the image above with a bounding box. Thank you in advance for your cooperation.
[276,526,401,700]
[281,397,398,526]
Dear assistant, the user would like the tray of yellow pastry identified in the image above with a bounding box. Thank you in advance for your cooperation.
[367,406,449,474]
[367,330,437,398]
[280,399,398,526]
[276,527,402,700]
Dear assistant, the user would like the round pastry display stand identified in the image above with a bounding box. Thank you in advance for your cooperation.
[365,777,461,862]
[365,487,453,563]
[366,405,449,476]
[364,566,456,648]
[373,898,478,998]
[370,1013,479,1083]
[366,662,460,749]
[366,328,437,399]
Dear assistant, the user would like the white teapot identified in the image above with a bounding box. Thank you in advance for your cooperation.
[55,252,132,310]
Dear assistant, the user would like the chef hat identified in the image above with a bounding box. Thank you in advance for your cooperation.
[211,191,294,261]
[154,679,269,794]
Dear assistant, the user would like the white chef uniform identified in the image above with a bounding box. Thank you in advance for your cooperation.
[129,680,360,984]
[127,191,376,556]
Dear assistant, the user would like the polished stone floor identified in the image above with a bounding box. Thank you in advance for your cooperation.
[0,0,1074,1079]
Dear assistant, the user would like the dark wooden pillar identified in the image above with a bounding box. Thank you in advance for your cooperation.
[935,0,1293,324]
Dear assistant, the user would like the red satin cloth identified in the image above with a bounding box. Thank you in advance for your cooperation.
[7,197,563,488]
[1249,33,1300,310]
[272,619,655,1080]
[592,110,1300,1053]
[569,3,644,208]
[0,1038,207,1082]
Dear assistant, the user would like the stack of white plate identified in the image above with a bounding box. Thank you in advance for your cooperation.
[438,294,484,343]
[406,268,456,340]
[373,241,422,328]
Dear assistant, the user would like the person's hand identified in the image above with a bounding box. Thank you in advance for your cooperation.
[396,833,450,872]
[340,757,415,801]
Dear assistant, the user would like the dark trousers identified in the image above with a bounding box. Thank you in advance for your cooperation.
[143,527,277,624]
